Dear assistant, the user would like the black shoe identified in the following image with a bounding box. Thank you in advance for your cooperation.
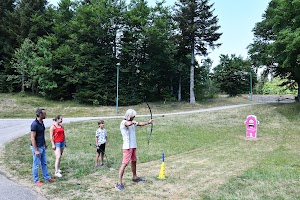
[132,177,145,182]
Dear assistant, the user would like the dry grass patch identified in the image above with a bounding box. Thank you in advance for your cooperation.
[2,100,300,199]
[0,93,253,118]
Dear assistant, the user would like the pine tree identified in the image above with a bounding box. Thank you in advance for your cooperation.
[15,0,51,44]
[174,0,221,103]
[0,0,16,92]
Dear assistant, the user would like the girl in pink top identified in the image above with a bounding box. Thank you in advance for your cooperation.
[49,115,66,178]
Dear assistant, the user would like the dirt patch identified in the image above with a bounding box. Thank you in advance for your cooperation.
[243,94,295,103]
[0,98,17,111]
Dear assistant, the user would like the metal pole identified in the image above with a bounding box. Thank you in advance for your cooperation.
[116,63,120,114]
[250,71,253,101]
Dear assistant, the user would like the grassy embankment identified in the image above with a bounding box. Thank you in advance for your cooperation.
[1,93,299,199]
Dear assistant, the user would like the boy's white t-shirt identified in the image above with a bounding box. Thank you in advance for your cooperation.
[120,120,137,149]
[95,128,107,145]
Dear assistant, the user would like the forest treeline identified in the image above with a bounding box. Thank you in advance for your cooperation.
[0,0,299,105]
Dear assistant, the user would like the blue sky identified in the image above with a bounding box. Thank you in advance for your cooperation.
[49,0,269,67]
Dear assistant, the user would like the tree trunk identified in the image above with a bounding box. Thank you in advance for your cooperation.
[21,72,25,92]
[190,44,195,104]
[178,73,181,102]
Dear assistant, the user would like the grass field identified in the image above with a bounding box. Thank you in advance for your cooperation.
[0,93,251,118]
[1,93,300,199]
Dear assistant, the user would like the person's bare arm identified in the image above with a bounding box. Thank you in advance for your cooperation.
[96,136,98,147]
[49,125,55,150]
[125,119,153,127]
[31,131,40,156]
[137,119,153,126]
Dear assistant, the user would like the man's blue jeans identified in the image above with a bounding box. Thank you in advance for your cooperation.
[30,145,51,182]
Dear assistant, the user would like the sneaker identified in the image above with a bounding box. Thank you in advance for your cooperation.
[55,172,62,178]
[58,169,62,173]
[115,183,124,191]
[132,177,145,183]
[36,181,43,186]
[47,178,56,183]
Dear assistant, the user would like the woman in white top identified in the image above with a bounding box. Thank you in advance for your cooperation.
[115,109,153,191]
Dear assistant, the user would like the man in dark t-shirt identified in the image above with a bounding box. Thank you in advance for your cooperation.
[31,118,45,147]
[30,108,55,186]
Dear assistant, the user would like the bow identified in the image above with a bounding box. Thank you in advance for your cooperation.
[145,99,153,145]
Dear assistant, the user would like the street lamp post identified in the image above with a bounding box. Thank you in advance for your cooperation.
[116,63,120,114]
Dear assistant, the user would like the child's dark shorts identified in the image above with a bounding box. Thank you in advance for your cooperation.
[96,143,106,154]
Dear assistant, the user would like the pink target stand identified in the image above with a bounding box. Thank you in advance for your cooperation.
[244,115,259,138]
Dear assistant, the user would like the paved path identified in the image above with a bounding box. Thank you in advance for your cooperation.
[0,103,260,199]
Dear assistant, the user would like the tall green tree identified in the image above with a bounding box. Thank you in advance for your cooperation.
[0,0,17,92]
[9,38,35,93]
[213,54,256,97]
[4,0,53,93]
[248,0,300,101]
[30,37,55,96]
[15,0,51,43]
[174,0,221,103]
[65,0,126,105]
[9,38,54,95]
[140,1,177,101]
[42,0,78,100]
[0,0,15,63]
[117,0,152,104]
[195,58,218,99]
[118,0,177,103]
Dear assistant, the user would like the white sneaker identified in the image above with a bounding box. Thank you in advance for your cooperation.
[55,172,62,178]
